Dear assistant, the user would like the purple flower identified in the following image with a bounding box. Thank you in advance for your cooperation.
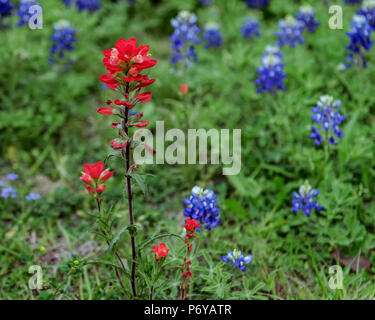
[292,182,323,217]
[0,0,14,19]
[203,23,223,49]
[16,0,38,27]
[5,173,19,181]
[345,0,363,4]
[170,11,201,68]
[26,193,41,200]
[276,15,305,47]
[49,20,76,63]
[1,186,17,198]
[345,14,373,68]
[310,95,345,146]
[201,0,212,5]
[255,46,286,94]
[358,1,375,31]
[246,0,269,8]
[296,5,320,32]
[240,18,260,40]
[222,249,252,272]
[183,186,220,231]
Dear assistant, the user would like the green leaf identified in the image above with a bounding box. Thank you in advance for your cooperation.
[108,225,129,251]
[104,150,123,164]
[132,172,148,196]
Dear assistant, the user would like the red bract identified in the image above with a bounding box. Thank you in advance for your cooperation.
[111,139,128,150]
[185,218,200,236]
[180,84,188,95]
[99,72,120,90]
[97,107,114,115]
[136,75,155,88]
[114,99,135,108]
[152,242,170,261]
[80,161,114,197]
[136,92,152,103]
[131,120,149,128]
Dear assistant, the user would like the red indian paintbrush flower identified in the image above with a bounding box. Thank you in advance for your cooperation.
[80,161,114,196]
[99,37,156,91]
[152,243,170,261]
[96,37,157,297]
[180,84,188,95]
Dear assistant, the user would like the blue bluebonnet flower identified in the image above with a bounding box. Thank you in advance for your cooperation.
[5,173,19,180]
[203,23,223,49]
[26,192,41,200]
[1,186,17,198]
[49,20,76,64]
[246,0,269,8]
[183,186,220,231]
[345,0,363,4]
[170,11,201,69]
[346,15,373,68]
[292,181,323,217]
[255,46,286,94]
[64,0,101,12]
[222,249,252,272]
[75,0,100,12]
[240,18,260,40]
[310,95,345,146]
[16,0,38,27]
[0,180,3,187]
[296,5,320,32]
[201,0,213,5]
[276,15,305,47]
[0,0,14,20]
[358,0,375,30]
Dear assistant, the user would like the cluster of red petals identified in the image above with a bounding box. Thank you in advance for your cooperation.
[152,242,170,261]
[99,37,157,91]
[184,218,200,237]
[80,161,114,196]
[180,84,188,95]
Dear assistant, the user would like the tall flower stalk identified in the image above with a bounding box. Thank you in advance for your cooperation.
[98,37,157,297]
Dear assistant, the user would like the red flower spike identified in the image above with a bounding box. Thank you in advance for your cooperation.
[184,218,200,234]
[180,84,188,95]
[152,243,170,261]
